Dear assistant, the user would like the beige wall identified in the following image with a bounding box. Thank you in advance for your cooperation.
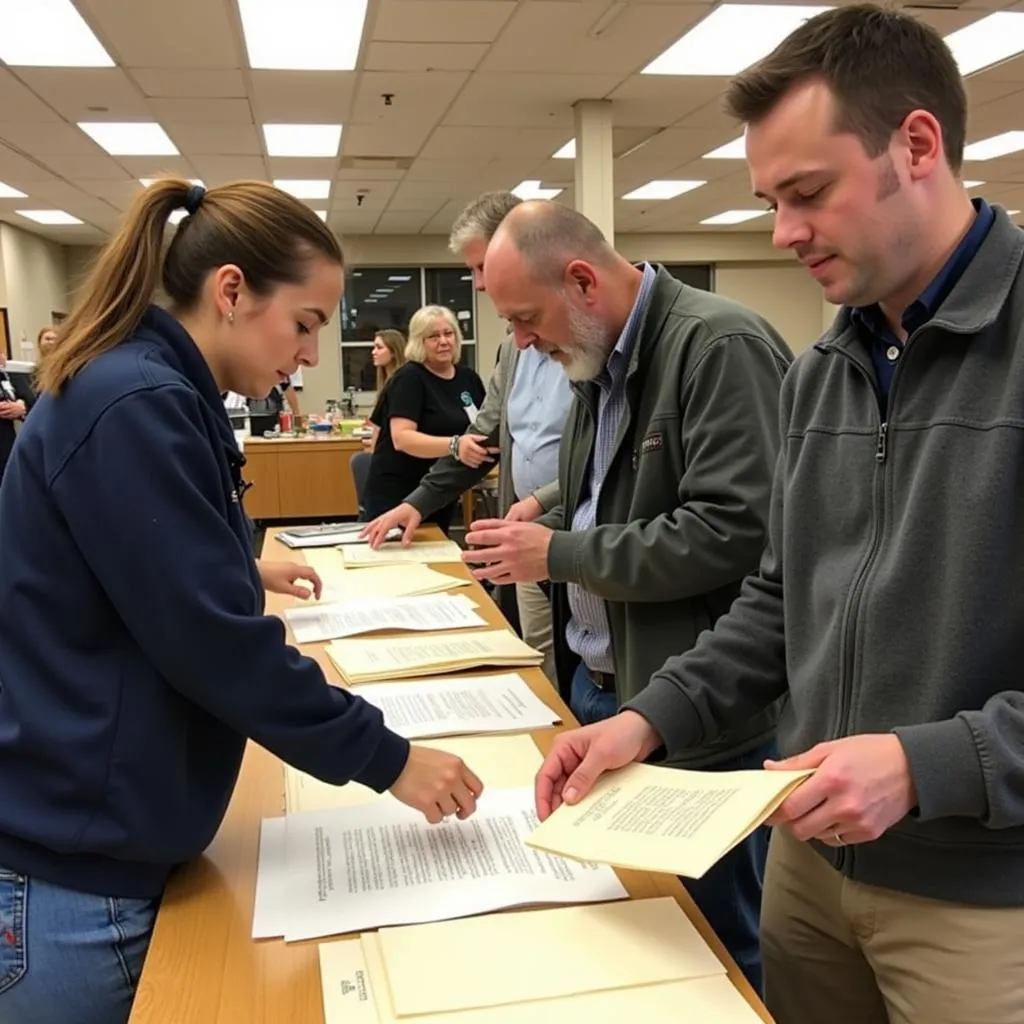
[0,224,68,360]
[4,229,835,390]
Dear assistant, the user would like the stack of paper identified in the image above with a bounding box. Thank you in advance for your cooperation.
[301,555,471,604]
[340,540,464,567]
[326,630,543,685]
[528,762,813,879]
[351,673,560,739]
[254,787,627,942]
[283,594,486,645]
[277,524,401,549]
[283,733,546,816]
[317,899,764,1023]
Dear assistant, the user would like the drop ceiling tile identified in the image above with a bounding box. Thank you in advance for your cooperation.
[148,98,254,124]
[0,70,63,122]
[14,69,151,121]
[373,0,515,43]
[365,42,488,72]
[164,122,262,155]
[0,122,103,157]
[130,68,248,99]
[189,155,269,183]
[249,72,357,123]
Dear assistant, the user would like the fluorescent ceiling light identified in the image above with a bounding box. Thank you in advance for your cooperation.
[79,122,179,156]
[963,131,1024,161]
[622,180,706,201]
[139,177,204,187]
[701,209,770,225]
[944,13,1024,77]
[553,139,576,160]
[273,179,331,199]
[0,0,114,67]
[643,5,832,76]
[315,210,327,221]
[168,210,187,226]
[0,182,27,199]
[460,274,473,281]
[1007,209,1021,215]
[388,275,412,282]
[363,297,378,303]
[239,0,368,70]
[962,180,986,189]
[703,136,746,159]
[511,179,563,200]
[263,123,343,158]
[17,210,83,225]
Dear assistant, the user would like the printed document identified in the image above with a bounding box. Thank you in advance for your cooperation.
[319,936,765,1024]
[279,787,627,941]
[341,540,464,566]
[284,594,485,645]
[350,673,559,739]
[528,762,812,879]
[326,630,542,684]
[301,557,470,603]
[284,733,545,815]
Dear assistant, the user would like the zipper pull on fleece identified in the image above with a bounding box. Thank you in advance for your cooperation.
[876,422,888,463]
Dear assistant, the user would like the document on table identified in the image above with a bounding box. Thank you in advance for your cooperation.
[277,524,401,548]
[284,733,545,815]
[326,630,543,684]
[528,762,813,879]
[350,673,559,739]
[301,557,470,603]
[283,594,485,644]
[319,937,764,1024]
[278,787,627,941]
[340,540,464,566]
[253,817,289,939]
[377,897,725,1016]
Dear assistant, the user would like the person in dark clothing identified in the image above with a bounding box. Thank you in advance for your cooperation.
[0,350,35,480]
[364,304,488,533]
[0,178,481,1024]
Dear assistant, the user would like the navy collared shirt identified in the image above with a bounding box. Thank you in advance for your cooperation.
[852,198,994,407]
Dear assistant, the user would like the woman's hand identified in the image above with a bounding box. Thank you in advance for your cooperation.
[257,559,322,600]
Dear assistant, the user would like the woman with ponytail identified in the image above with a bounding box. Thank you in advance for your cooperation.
[0,180,482,1024]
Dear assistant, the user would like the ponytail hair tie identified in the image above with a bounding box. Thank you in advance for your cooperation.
[183,183,206,215]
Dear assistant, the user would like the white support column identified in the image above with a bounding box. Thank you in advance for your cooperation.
[572,99,615,246]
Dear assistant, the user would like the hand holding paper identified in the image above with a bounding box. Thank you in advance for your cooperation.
[528,761,813,879]
[535,711,664,819]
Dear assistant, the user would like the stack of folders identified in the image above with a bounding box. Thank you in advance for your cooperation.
[301,553,471,603]
[339,540,465,566]
[317,898,765,1023]
[325,630,543,685]
[277,523,402,549]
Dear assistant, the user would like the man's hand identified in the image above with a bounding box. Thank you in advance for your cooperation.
[0,400,26,420]
[257,559,322,600]
[765,734,918,846]
[535,711,663,820]
[462,519,552,584]
[389,745,484,824]
[457,433,499,469]
[361,503,421,547]
[505,495,544,522]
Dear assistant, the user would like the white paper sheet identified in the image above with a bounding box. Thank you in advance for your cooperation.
[340,540,464,566]
[350,673,560,739]
[275,787,627,942]
[252,817,289,939]
[283,594,485,644]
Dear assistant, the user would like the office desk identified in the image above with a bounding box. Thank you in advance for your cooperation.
[128,529,772,1024]
[242,436,364,521]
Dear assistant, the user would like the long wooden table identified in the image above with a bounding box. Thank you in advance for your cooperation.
[128,529,772,1024]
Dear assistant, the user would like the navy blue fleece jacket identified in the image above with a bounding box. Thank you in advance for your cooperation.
[0,306,409,897]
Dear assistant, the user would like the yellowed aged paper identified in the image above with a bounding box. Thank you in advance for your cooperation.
[325,630,542,684]
[378,897,725,1016]
[347,931,762,1024]
[283,733,544,815]
[300,558,470,603]
[317,939,378,1024]
[340,540,464,566]
[528,762,812,879]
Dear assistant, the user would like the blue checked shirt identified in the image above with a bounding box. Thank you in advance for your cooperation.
[566,263,657,672]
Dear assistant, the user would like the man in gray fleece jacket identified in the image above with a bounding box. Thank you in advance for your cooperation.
[536,6,1024,1023]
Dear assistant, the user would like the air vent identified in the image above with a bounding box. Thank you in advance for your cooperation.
[339,156,413,171]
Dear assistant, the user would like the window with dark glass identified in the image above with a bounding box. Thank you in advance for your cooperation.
[661,263,713,291]
[424,267,476,342]
[341,268,421,342]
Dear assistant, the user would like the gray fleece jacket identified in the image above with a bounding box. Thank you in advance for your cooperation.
[629,208,1024,906]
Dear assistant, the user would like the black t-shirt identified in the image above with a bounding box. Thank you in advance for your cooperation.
[365,361,485,514]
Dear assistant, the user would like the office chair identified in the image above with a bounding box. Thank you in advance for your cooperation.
[349,450,372,517]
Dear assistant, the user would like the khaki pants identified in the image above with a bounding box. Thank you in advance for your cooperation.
[762,827,1024,1024]
[515,581,555,685]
